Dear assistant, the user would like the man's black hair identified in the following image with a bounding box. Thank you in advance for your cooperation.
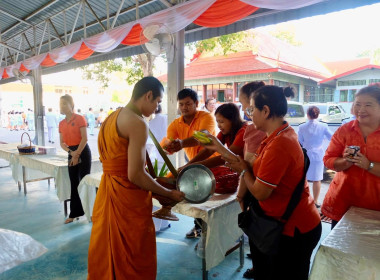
[177,88,198,102]
[132,76,164,100]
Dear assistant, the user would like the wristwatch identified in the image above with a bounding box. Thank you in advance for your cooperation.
[368,162,374,171]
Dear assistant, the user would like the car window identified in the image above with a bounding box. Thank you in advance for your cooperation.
[316,105,327,114]
[287,104,305,118]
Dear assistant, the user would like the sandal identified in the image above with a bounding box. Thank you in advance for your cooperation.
[64,217,79,224]
[243,268,255,279]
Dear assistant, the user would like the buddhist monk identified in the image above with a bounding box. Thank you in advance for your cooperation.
[87,76,185,280]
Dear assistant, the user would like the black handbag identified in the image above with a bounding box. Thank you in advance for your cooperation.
[238,147,310,255]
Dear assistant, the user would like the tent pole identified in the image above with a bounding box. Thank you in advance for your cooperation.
[32,67,45,145]
[167,29,184,168]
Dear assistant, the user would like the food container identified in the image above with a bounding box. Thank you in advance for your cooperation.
[17,132,35,155]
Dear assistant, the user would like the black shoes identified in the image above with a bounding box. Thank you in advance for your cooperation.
[243,268,255,279]
[185,226,202,238]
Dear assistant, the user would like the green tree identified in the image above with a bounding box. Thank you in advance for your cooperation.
[358,48,380,64]
[80,53,154,89]
[271,28,302,46]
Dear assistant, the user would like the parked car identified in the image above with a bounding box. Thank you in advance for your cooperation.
[286,101,307,125]
[303,103,348,123]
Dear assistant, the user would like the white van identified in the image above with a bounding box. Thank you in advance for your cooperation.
[286,101,307,125]
[303,103,347,123]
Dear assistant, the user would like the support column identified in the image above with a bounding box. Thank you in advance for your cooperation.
[233,82,238,102]
[203,84,207,103]
[167,29,184,167]
[299,84,305,103]
[32,67,45,145]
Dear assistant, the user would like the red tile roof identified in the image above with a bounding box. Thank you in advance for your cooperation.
[159,50,328,82]
[320,64,380,84]
[322,57,371,76]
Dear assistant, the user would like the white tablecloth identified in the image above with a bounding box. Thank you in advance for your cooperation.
[78,171,243,270]
[310,207,380,280]
[0,143,102,202]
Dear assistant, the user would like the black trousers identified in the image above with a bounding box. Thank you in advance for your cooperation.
[251,223,322,280]
[68,144,91,218]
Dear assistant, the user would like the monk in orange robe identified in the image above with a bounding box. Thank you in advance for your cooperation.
[87,77,184,280]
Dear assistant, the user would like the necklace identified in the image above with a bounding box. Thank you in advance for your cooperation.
[126,102,143,118]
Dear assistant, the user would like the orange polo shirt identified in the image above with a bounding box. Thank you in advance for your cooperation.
[59,113,87,146]
[217,123,248,157]
[253,122,320,237]
[164,110,216,160]
[322,120,380,221]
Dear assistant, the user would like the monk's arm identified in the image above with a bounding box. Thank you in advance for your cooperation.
[127,119,177,197]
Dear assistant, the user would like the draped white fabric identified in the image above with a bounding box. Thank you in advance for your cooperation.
[83,22,134,53]
[240,0,326,9]
[0,0,327,77]
[49,41,83,63]
[139,0,216,34]
[4,63,22,78]
[22,54,48,70]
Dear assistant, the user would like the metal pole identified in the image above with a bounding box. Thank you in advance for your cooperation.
[32,67,45,145]
[167,29,185,167]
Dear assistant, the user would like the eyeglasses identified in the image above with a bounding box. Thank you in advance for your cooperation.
[245,106,254,116]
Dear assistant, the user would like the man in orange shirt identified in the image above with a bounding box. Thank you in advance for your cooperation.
[163,88,216,238]
[164,88,216,160]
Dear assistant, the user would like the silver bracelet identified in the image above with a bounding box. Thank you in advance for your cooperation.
[240,169,248,178]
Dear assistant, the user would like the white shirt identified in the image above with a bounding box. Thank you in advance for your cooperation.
[298,119,333,162]
[45,112,58,128]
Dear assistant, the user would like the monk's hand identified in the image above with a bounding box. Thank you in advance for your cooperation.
[170,190,185,202]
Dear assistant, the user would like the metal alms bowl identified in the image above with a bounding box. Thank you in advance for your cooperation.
[176,164,216,204]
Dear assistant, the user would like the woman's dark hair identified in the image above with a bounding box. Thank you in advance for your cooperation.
[240,81,265,98]
[307,106,320,119]
[252,86,295,118]
[355,85,380,104]
[215,103,245,144]
[177,88,198,102]
[132,76,164,100]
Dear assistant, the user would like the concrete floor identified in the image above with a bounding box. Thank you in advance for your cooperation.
[0,127,332,279]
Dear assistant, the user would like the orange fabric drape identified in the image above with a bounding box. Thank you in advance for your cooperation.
[73,42,94,60]
[40,54,57,67]
[194,0,259,28]
[19,64,30,73]
[121,24,149,46]
[2,69,9,79]
[88,109,156,280]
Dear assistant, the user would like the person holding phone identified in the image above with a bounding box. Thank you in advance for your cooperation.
[59,94,92,224]
[322,85,380,229]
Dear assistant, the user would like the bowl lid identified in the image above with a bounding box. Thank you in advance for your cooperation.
[177,164,215,204]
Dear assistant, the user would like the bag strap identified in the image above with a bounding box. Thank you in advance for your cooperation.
[281,146,310,221]
[248,145,310,222]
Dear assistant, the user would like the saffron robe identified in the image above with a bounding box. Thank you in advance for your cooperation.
[87,109,156,279]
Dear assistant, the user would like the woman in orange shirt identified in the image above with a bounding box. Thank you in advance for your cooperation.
[203,86,321,280]
[59,94,92,224]
[322,85,380,229]
[185,103,247,168]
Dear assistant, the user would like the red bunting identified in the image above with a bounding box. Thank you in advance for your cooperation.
[194,0,258,28]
